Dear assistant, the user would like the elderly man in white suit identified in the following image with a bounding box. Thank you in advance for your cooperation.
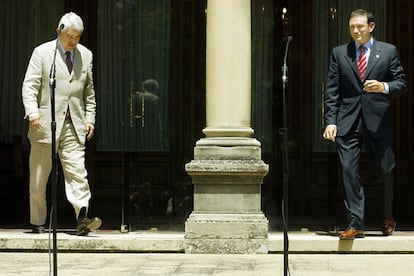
[22,12,101,235]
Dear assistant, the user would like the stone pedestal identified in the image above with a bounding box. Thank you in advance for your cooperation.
[185,213,269,254]
[184,0,269,254]
[184,138,269,254]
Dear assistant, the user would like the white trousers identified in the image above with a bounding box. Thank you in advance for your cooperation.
[29,119,91,226]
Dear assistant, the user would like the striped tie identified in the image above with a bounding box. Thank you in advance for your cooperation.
[357,46,367,80]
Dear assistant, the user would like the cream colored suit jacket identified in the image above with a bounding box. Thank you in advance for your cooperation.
[22,39,96,144]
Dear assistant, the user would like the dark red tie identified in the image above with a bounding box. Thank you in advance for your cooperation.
[357,46,367,80]
[65,51,72,119]
[65,51,73,74]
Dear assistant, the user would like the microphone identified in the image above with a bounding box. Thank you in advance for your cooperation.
[284,36,293,43]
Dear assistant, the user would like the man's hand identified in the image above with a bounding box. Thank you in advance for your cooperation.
[86,123,95,141]
[323,125,337,142]
[363,80,384,93]
[29,115,41,129]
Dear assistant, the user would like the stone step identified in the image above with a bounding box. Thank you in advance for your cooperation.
[1,229,413,253]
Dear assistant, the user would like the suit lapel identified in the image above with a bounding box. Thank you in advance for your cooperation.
[72,48,82,80]
[344,42,360,81]
[344,40,381,83]
[55,45,72,78]
[54,40,79,79]
[365,40,381,79]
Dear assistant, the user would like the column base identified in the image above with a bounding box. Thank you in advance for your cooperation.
[185,213,269,254]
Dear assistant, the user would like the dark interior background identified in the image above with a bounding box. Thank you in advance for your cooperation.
[0,0,412,232]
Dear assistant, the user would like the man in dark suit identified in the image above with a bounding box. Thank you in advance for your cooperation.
[323,9,407,239]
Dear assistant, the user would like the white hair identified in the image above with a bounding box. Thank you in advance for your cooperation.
[58,12,84,32]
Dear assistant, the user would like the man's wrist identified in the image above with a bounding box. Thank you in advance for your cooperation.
[382,82,389,94]
[28,113,39,120]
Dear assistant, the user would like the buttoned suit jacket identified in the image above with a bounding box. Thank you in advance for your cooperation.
[324,39,407,138]
[22,39,96,145]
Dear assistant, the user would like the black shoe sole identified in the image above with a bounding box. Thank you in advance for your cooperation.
[76,218,102,236]
[32,226,46,234]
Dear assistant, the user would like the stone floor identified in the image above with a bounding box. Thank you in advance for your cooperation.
[1,228,414,253]
[1,252,414,275]
[1,228,414,275]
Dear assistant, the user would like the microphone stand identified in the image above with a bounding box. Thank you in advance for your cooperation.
[281,36,292,276]
[49,36,60,276]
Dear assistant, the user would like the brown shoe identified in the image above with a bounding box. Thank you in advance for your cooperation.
[382,218,396,236]
[339,227,365,240]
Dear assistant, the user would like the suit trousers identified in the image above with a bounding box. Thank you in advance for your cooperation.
[29,118,91,226]
[336,130,395,229]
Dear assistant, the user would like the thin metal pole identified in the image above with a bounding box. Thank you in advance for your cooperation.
[281,36,292,276]
[49,37,60,276]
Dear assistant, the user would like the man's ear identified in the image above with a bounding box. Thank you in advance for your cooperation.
[369,22,376,33]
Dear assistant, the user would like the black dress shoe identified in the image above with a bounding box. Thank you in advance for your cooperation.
[32,225,46,234]
[382,218,396,236]
[76,217,102,236]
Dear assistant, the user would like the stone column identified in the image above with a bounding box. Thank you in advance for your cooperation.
[184,0,269,254]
